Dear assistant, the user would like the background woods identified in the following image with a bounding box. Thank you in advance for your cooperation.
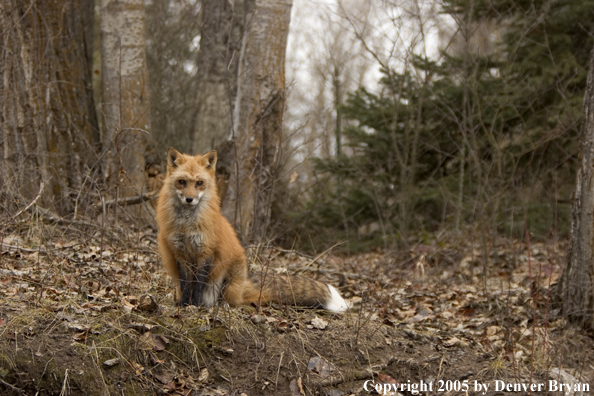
[3,1,594,393]
[1,0,98,214]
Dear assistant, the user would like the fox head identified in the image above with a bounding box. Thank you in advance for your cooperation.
[165,148,218,208]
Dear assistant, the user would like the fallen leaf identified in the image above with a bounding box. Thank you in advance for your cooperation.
[250,314,267,324]
[73,331,88,342]
[67,323,90,332]
[137,332,153,350]
[307,356,334,379]
[137,294,159,313]
[131,361,144,375]
[376,372,398,385]
[154,372,174,384]
[289,377,305,396]
[122,299,135,314]
[152,334,169,352]
[198,367,209,382]
[311,316,328,330]
[444,337,468,347]
[103,358,122,368]
[129,322,155,333]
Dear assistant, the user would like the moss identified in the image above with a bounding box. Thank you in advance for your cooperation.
[202,326,228,344]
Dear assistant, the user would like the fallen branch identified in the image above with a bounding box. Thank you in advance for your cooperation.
[35,206,97,228]
[0,244,40,254]
[318,357,400,387]
[0,378,24,394]
[100,192,159,209]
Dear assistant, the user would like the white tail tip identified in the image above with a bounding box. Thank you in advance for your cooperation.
[324,285,350,313]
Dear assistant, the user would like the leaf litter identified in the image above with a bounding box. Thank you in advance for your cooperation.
[0,223,592,395]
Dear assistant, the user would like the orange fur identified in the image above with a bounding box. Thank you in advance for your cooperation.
[156,148,348,312]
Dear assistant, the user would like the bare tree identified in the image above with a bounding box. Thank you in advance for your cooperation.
[222,0,293,243]
[100,0,153,198]
[559,48,594,329]
[0,0,99,213]
[191,0,253,155]
[286,0,373,161]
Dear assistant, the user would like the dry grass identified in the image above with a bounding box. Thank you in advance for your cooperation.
[0,212,593,395]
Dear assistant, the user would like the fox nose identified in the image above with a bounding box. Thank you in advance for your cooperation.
[186,197,194,204]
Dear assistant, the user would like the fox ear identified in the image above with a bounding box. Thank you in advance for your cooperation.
[167,147,181,170]
[203,150,217,171]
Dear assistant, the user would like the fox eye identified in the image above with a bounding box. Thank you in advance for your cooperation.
[178,180,186,186]
[196,181,203,187]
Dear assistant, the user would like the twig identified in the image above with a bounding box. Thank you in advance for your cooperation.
[99,192,159,209]
[0,181,44,227]
[34,205,98,228]
[246,242,344,269]
[318,369,372,387]
[0,268,32,277]
[0,242,84,253]
[0,378,24,394]
[0,244,40,253]
[318,357,399,387]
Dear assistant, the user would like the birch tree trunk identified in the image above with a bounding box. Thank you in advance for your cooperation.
[191,0,252,155]
[222,0,293,243]
[0,0,99,214]
[100,0,152,198]
[559,48,594,328]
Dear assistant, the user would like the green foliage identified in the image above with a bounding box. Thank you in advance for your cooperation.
[293,0,593,250]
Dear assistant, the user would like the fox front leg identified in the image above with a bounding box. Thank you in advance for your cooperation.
[177,257,214,306]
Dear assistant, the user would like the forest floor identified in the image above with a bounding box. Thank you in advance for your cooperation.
[0,219,593,396]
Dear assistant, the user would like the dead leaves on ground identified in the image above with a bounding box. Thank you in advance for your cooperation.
[0,229,588,395]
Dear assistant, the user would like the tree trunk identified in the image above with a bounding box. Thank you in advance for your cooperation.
[222,0,293,243]
[559,48,594,328]
[191,0,251,155]
[100,0,153,198]
[0,0,99,214]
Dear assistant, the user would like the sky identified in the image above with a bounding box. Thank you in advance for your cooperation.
[284,0,452,158]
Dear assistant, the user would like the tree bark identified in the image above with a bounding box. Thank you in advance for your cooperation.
[191,0,251,155]
[100,0,153,197]
[559,48,594,328]
[222,0,293,243]
[0,0,99,214]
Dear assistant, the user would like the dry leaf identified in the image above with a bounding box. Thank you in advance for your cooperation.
[137,294,159,313]
[131,361,144,375]
[444,337,468,347]
[152,334,169,352]
[154,372,174,385]
[67,323,89,332]
[289,377,305,396]
[311,316,328,330]
[137,332,154,350]
[376,372,398,385]
[103,358,122,368]
[122,299,136,314]
[198,367,209,382]
[307,356,334,379]
[72,331,88,342]
[129,322,155,333]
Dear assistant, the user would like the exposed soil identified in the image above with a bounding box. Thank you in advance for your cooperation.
[1,223,593,395]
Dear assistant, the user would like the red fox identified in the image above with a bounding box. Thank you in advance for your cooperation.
[156,148,349,312]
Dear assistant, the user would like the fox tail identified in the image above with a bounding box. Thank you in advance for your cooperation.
[245,273,350,313]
